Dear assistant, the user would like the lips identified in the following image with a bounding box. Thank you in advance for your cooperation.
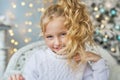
[53,45,65,52]
[54,47,62,51]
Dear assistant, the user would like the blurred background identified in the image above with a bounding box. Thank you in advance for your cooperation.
[0,0,120,78]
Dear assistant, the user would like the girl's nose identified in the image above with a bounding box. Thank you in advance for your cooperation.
[54,37,61,46]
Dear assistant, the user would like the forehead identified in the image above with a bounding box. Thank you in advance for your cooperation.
[44,17,67,34]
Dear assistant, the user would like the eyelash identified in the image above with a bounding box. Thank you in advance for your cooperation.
[61,33,66,36]
[46,33,66,39]
[46,36,53,38]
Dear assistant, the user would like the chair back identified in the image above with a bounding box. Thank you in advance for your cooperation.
[3,41,45,80]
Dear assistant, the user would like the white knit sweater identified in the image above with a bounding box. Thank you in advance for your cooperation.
[23,47,109,80]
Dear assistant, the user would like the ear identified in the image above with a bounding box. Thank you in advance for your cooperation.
[73,54,81,62]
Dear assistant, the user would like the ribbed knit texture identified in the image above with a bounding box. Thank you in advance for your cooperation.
[23,46,86,80]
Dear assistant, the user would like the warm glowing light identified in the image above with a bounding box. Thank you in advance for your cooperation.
[37,8,45,12]
[13,48,17,52]
[28,29,32,32]
[95,14,100,18]
[25,21,28,25]
[11,2,16,8]
[105,35,108,38]
[94,7,98,11]
[24,38,29,43]
[25,21,32,25]
[9,30,14,36]
[10,33,14,36]
[25,12,33,16]
[100,24,105,29]
[21,2,26,6]
[41,8,45,12]
[11,39,15,43]
[14,42,18,45]
[9,30,13,33]
[105,16,109,21]
[29,3,33,8]
[111,48,116,52]
[28,21,32,25]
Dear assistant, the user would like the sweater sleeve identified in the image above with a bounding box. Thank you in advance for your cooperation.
[83,59,109,80]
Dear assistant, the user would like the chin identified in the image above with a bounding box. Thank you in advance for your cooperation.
[53,50,59,53]
[52,49,61,53]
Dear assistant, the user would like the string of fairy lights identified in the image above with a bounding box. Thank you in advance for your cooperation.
[0,0,120,62]
[7,0,48,54]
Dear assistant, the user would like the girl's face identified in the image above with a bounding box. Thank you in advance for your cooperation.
[44,17,67,53]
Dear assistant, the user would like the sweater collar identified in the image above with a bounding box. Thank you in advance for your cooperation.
[46,47,68,59]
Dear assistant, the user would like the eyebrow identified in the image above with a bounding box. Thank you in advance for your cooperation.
[44,33,51,36]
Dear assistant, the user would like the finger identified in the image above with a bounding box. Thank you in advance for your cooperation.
[86,51,100,58]
[11,74,17,80]
[86,55,102,62]
[16,74,21,80]
[19,74,24,80]
[8,76,12,80]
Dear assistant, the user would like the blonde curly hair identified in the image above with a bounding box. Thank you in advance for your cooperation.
[40,0,94,67]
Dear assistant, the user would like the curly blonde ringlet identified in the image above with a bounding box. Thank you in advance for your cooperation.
[40,0,95,69]
[58,0,95,64]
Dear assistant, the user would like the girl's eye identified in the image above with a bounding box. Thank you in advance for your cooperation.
[46,36,53,39]
[60,32,67,37]
[61,33,66,36]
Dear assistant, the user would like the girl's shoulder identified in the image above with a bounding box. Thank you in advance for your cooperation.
[33,45,49,57]
[27,46,49,63]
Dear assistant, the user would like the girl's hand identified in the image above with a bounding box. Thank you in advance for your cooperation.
[73,51,102,63]
[8,74,24,80]
[85,51,102,62]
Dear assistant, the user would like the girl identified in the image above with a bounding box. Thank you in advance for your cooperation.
[9,0,109,80]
